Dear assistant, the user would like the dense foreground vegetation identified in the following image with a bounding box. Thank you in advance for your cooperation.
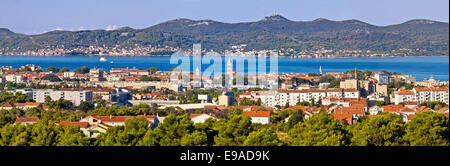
[0,105,448,146]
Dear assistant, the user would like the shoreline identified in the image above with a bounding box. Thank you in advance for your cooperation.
[0,54,448,58]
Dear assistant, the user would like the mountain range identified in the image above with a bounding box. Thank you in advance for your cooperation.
[0,15,448,55]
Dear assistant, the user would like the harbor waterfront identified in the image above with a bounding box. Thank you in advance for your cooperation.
[0,56,448,81]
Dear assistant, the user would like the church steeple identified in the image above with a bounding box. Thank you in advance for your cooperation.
[319,65,322,75]
[195,66,200,76]
[227,57,233,76]
[226,57,233,86]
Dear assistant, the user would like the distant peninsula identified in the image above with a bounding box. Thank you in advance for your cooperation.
[0,15,448,57]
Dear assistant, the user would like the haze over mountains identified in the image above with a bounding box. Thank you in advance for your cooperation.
[0,15,448,55]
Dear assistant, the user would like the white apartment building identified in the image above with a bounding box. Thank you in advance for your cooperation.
[393,87,449,105]
[374,73,389,84]
[413,87,449,105]
[394,90,416,105]
[258,91,277,107]
[262,89,360,108]
[5,74,25,83]
[32,89,93,106]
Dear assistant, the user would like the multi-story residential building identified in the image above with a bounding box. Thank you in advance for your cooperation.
[358,80,374,96]
[89,68,104,81]
[63,71,76,78]
[266,89,360,107]
[375,84,388,96]
[394,90,416,105]
[5,74,25,83]
[393,87,449,105]
[218,91,235,107]
[340,79,359,89]
[374,73,389,84]
[413,87,449,105]
[32,89,93,106]
[258,91,277,107]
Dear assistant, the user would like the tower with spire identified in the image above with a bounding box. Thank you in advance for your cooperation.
[227,57,233,86]
[195,66,200,76]
[319,65,322,75]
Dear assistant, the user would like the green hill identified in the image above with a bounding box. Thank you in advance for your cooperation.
[0,15,448,55]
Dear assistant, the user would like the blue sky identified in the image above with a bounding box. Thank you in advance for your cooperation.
[1,0,448,34]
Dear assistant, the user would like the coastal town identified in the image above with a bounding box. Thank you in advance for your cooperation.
[0,44,414,58]
[0,56,448,146]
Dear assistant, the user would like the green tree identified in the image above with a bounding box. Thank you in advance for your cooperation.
[42,74,61,82]
[30,120,58,146]
[19,66,32,72]
[404,111,449,146]
[99,117,149,146]
[138,114,194,146]
[214,114,252,146]
[319,75,336,83]
[286,111,348,146]
[287,109,304,128]
[148,67,160,74]
[140,75,161,81]
[244,128,282,146]
[180,131,208,146]
[349,113,406,146]
[74,66,90,74]
[56,125,88,146]
[46,66,60,73]
[59,67,69,73]
[78,101,95,112]
[328,80,340,88]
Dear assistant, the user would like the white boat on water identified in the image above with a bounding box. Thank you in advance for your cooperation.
[99,57,108,62]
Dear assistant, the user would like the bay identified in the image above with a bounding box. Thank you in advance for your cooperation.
[0,56,448,81]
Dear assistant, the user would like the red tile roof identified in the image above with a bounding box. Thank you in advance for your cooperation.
[332,113,353,120]
[57,121,89,128]
[15,117,39,123]
[404,101,418,105]
[395,90,414,95]
[382,105,405,112]
[92,115,131,122]
[0,103,14,108]
[243,111,270,117]
[25,102,41,106]
[438,106,449,113]
[414,87,449,92]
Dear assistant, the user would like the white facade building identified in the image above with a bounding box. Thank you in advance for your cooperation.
[190,113,218,124]
[265,89,360,108]
[374,73,389,84]
[32,89,93,106]
[393,87,449,105]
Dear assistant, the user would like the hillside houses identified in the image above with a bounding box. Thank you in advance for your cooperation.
[0,102,41,110]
